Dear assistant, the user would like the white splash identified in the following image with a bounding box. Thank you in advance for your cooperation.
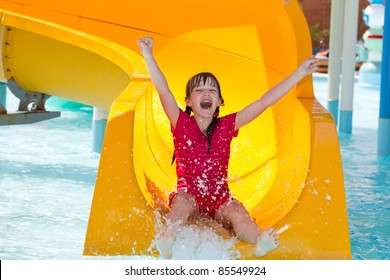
[276,224,290,235]
[170,223,240,260]
[152,210,239,260]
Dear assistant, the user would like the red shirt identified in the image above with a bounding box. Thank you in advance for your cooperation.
[171,110,239,216]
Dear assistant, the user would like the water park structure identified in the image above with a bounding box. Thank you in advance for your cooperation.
[359,0,385,86]
[0,0,351,259]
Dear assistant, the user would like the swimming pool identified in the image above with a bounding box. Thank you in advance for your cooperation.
[0,75,389,260]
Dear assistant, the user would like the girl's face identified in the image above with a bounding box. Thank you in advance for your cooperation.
[186,78,222,119]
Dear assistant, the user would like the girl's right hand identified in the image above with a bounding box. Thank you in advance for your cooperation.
[137,36,154,57]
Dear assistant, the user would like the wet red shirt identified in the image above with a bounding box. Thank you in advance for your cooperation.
[170,110,239,217]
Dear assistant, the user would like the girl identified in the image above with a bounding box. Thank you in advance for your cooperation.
[137,36,318,259]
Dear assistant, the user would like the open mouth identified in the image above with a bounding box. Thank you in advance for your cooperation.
[200,100,212,109]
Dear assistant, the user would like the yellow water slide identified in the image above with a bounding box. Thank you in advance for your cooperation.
[0,0,351,259]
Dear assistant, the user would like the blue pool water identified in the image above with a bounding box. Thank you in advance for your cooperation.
[0,75,389,260]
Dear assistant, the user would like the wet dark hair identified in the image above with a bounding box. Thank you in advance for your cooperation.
[185,72,224,105]
[171,72,224,164]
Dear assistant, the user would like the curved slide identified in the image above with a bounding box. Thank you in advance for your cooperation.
[0,0,351,259]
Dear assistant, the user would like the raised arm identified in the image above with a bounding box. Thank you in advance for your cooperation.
[235,56,318,130]
[137,37,180,129]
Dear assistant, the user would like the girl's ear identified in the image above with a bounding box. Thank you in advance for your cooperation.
[186,98,192,107]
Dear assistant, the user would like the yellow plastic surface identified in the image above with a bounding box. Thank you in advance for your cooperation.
[0,0,351,259]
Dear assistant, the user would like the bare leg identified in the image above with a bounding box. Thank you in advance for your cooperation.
[215,199,279,257]
[155,191,199,259]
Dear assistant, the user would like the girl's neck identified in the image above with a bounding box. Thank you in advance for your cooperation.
[194,115,212,135]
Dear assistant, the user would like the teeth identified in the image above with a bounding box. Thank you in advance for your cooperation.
[200,101,212,109]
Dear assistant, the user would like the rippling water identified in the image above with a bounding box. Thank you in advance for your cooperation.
[0,75,389,259]
[0,99,98,259]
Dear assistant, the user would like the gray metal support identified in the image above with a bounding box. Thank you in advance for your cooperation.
[0,78,60,126]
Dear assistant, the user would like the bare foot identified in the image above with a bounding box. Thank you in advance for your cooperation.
[254,227,279,257]
[155,234,174,259]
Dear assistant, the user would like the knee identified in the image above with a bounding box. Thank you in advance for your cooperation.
[171,191,198,215]
[222,200,250,219]
[217,199,252,226]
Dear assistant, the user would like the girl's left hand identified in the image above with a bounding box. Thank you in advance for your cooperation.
[298,55,318,76]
